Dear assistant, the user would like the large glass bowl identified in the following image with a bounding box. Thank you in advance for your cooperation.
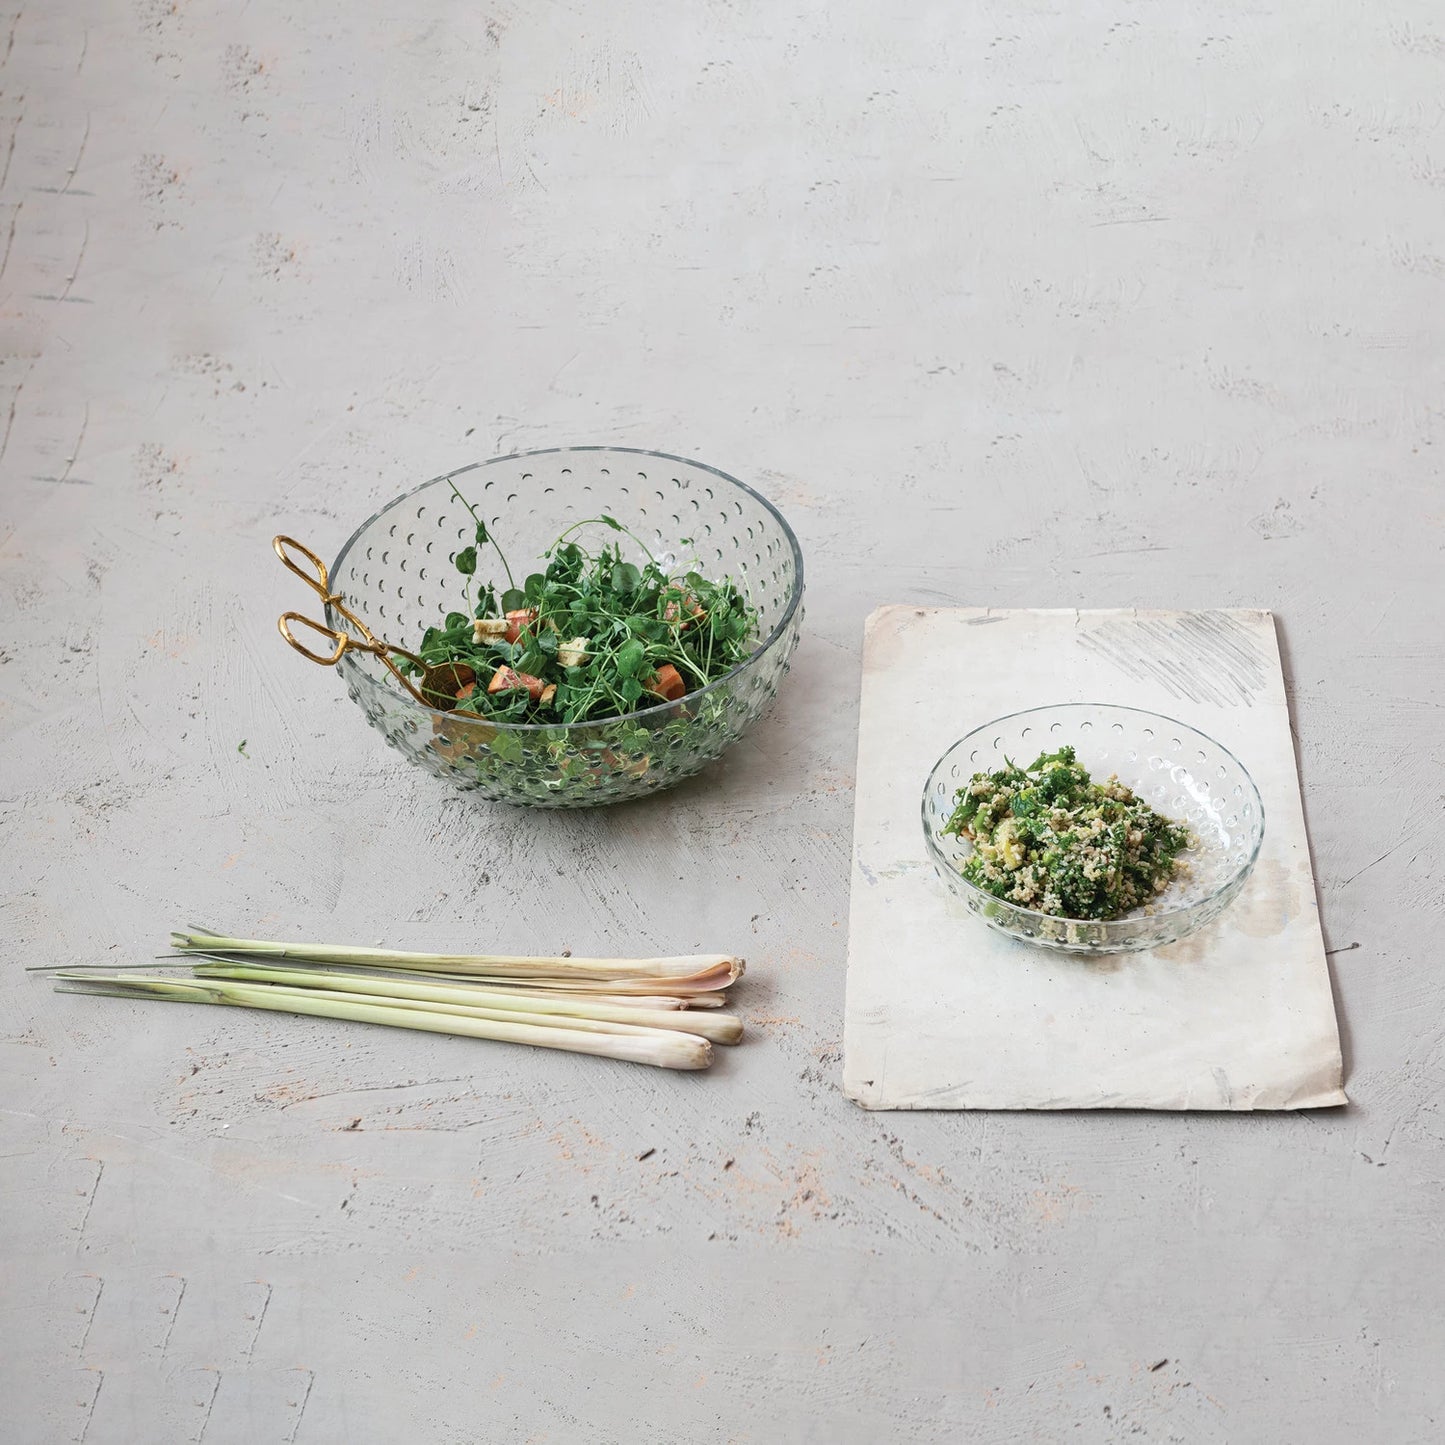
[921,704,1265,953]
[325,447,804,807]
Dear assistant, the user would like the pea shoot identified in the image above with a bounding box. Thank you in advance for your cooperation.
[400,487,760,725]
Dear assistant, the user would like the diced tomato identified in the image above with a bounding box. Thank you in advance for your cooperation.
[662,593,706,627]
[505,608,538,644]
[598,749,651,779]
[646,663,686,702]
[490,666,545,701]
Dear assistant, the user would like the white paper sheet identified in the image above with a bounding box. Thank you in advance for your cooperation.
[842,607,1347,1111]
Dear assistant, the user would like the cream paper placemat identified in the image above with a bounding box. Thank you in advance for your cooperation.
[842,607,1347,1111]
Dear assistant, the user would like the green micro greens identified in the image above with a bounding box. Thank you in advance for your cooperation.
[405,500,759,725]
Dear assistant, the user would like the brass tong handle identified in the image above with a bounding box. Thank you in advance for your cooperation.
[278,610,351,666]
[272,533,438,708]
[273,535,338,598]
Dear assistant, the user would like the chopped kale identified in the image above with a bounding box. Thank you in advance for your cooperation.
[942,745,1193,920]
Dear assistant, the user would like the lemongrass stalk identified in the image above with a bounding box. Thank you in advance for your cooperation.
[606,996,679,1009]
[66,974,673,1043]
[471,976,733,996]
[217,982,725,1045]
[360,973,733,999]
[177,952,731,1000]
[407,981,726,1009]
[55,973,711,1070]
[232,984,689,1039]
[181,954,735,997]
[171,929,745,985]
[445,975,733,998]
[192,964,744,1045]
[436,988,690,1011]
[492,990,688,1011]
[177,952,732,1002]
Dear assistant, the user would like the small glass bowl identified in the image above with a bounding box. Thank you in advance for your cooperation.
[921,704,1265,954]
[326,447,804,807]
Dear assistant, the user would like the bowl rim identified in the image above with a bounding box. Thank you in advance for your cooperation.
[920,702,1266,930]
[326,445,805,734]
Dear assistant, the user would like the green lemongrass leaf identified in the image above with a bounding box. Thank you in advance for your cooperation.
[28,960,195,973]
[55,973,713,1070]
[56,975,223,1003]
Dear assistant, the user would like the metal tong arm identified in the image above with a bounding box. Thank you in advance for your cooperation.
[272,534,437,707]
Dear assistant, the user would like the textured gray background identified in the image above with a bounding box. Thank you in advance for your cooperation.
[2,2,1442,1441]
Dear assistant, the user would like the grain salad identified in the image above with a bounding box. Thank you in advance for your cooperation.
[942,745,1193,920]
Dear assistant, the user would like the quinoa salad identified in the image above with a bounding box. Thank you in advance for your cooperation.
[941,745,1193,921]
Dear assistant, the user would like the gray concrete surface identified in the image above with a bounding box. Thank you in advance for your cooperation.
[2,2,1442,1441]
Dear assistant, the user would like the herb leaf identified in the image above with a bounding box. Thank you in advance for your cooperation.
[615,639,646,678]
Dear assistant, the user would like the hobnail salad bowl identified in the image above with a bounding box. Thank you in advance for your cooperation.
[921,704,1265,954]
[325,447,804,807]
